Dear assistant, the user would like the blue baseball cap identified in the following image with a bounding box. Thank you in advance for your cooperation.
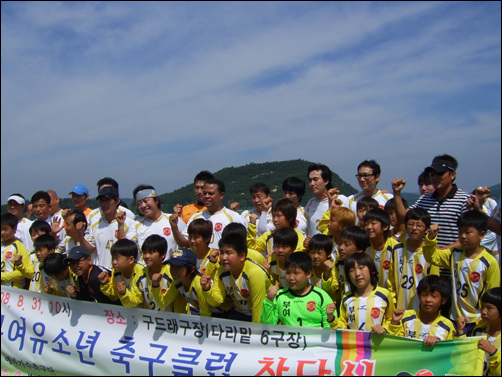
[64,246,91,265]
[69,184,89,196]
[167,248,197,267]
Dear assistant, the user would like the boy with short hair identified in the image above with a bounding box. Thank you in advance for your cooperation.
[363,208,398,289]
[42,253,78,298]
[187,218,219,277]
[261,252,336,328]
[64,245,119,305]
[423,210,500,335]
[388,207,440,310]
[282,177,308,237]
[201,232,271,323]
[356,196,379,228]
[136,234,189,313]
[386,275,456,346]
[29,234,57,293]
[98,239,145,307]
[29,220,52,243]
[265,227,299,289]
[384,197,408,240]
[1,213,34,288]
[308,234,338,301]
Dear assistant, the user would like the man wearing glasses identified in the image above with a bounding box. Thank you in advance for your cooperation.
[348,160,393,219]
[63,245,119,305]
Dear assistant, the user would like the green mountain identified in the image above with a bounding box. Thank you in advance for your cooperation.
[157,159,358,213]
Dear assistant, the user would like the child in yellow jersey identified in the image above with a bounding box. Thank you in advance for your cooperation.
[136,235,189,313]
[263,227,298,289]
[187,218,220,277]
[247,198,305,257]
[223,222,265,265]
[153,248,211,317]
[1,213,34,288]
[423,211,500,335]
[308,234,338,301]
[384,198,408,240]
[317,206,356,259]
[457,288,501,376]
[98,239,145,307]
[335,253,394,332]
[201,232,271,323]
[29,234,57,292]
[385,275,456,346]
[387,208,439,310]
[42,253,78,298]
[356,196,379,229]
[363,208,398,289]
[332,226,370,315]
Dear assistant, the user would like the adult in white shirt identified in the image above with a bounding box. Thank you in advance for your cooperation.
[171,178,247,249]
[348,160,393,217]
[133,184,186,261]
[241,183,273,237]
[7,194,33,251]
[305,164,348,237]
[87,186,137,268]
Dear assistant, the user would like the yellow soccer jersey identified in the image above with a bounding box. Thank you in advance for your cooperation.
[248,228,306,257]
[51,271,79,298]
[153,273,212,317]
[338,286,394,331]
[423,236,501,322]
[388,239,440,310]
[100,263,145,307]
[202,259,271,323]
[472,320,501,376]
[1,240,34,288]
[386,309,456,341]
[134,264,189,313]
[310,269,338,301]
[28,251,60,293]
[365,237,398,289]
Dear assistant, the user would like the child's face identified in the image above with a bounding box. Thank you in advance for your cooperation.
[219,245,245,273]
[405,219,428,242]
[188,234,210,255]
[387,210,398,228]
[282,191,300,208]
[142,250,164,269]
[272,210,290,229]
[51,269,69,282]
[365,220,387,241]
[285,266,311,291]
[357,207,369,226]
[419,289,445,315]
[328,215,341,236]
[68,256,91,277]
[348,262,372,291]
[1,224,16,243]
[480,301,500,325]
[418,181,435,196]
[35,247,53,263]
[169,264,188,282]
[30,230,47,242]
[273,244,294,263]
[310,249,328,268]
[112,254,134,272]
[338,238,361,259]
[458,226,485,251]
[32,199,50,221]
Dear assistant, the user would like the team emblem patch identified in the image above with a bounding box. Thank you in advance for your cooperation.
[307,301,316,312]
[415,370,434,376]
[114,230,118,239]
[415,264,423,274]
[240,289,250,298]
[215,223,223,232]
[163,227,171,236]
[5,251,13,259]
[161,288,167,294]
[470,272,480,283]
[382,260,390,270]
[295,220,299,228]
[371,307,381,319]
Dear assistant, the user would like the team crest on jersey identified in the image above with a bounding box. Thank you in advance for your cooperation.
[382,260,390,270]
[371,307,381,319]
[114,230,118,239]
[193,299,199,306]
[161,288,167,294]
[307,301,316,312]
[5,251,13,259]
[295,220,299,228]
[470,272,480,283]
[163,227,171,236]
[240,289,250,298]
[215,223,223,232]
[415,264,423,274]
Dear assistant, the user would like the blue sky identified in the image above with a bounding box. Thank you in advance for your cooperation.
[1,1,501,204]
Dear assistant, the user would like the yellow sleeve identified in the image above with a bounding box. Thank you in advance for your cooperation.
[201,269,226,308]
[485,256,501,290]
[173,293,190,314]
[247,223,258,244]
[316,210,331,235]
[386,254,398,306]
[100,280,119,302]
[386,322,406,337]
[120,269,146,308]
[248,268,269,323]
[247,248,265,264]
[321,269,339,300]
[295,230,306,252]
[193,276,212,317]
[337,295,349,329]
[152,281,180,309]
[422,236,452,269]
[2,243,34,285]
[248,231,269,254]
[488,349,501,376]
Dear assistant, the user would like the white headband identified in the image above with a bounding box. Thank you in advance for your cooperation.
[135,189,157,202]
[7,195,25,205]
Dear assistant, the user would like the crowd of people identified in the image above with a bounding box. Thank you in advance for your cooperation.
[1,154,501,375]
